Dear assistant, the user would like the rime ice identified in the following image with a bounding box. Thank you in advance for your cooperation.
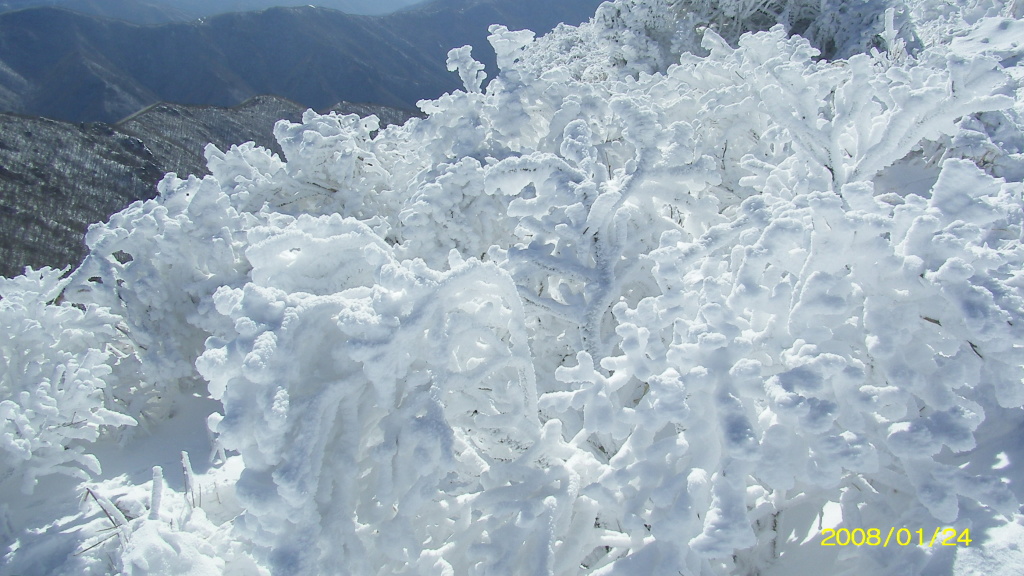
[4,1,1024,575]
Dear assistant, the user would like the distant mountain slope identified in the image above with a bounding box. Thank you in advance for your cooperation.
[0,0,428,22]
[0,0,191,23]
[144,0,430,18]
[0,6,447,122]
[0,114,163,279]
[0,96,419,278]
[0,0,604,123]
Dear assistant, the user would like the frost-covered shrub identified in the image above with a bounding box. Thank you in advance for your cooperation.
[522,0,913,82]
[8,1,1024,574]
[69,170,252,401]
[196,232,543,574]
[544,159,1023,571]
[0,268,135,494]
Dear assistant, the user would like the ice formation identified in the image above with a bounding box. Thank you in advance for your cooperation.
[4,1,1024,574]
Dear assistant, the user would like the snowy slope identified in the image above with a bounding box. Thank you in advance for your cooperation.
[3,0,1024,575]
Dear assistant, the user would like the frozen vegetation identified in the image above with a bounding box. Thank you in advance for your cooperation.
[3,0,1024,574]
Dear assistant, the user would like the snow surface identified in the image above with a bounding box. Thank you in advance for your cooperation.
[4,0,1024,574]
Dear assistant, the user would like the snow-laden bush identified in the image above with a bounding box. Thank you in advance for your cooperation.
[521,0,917,82]
[0,268,135,495]
[69,171,251,399]
[548,157,1023,569]
[6,0,1024,574]
[197,233,544,574]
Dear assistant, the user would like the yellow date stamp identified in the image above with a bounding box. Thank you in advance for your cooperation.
[820,527,971,547]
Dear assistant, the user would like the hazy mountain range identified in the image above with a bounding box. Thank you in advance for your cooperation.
[0,0,604,123]
[0,96,420,278]
[0,0,191,23]
[0,0,427,22]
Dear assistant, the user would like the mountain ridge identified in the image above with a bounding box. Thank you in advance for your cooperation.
[0,0,430,22]
[0,0,604,123]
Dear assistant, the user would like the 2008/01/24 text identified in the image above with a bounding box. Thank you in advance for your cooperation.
[820,527,971,547]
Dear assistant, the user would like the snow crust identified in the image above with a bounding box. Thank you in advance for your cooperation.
[4,0,1024,574]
